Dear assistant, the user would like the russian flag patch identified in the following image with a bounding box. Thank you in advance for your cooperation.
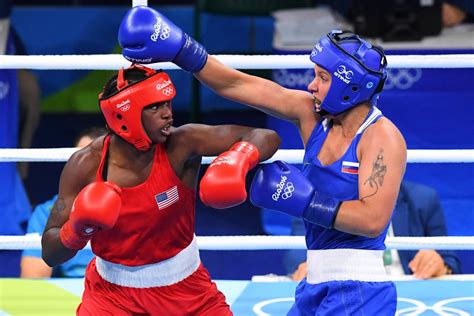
[155,186,179,210]
[341,161,359,174]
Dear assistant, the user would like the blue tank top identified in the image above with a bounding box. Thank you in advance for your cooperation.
[302,107,389,250]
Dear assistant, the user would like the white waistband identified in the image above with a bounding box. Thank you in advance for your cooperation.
[306,249,389,284]
[96,236,200,288]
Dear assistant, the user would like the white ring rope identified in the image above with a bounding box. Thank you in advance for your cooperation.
[0,148,78,162]
[2,235,474,251]
[132,0,147,7]
[0,54,473,70]
[0,148,473,163]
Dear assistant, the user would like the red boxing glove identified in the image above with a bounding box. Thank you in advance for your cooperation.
[60,182,122,250]
[199,141,260,209]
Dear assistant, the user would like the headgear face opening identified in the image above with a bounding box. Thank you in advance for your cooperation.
[310,30,387,115]
[99,64,176,151]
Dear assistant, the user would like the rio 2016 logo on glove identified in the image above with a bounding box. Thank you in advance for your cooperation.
[151,16,171,42]
[272,175,294,201]
[210,156,234,168]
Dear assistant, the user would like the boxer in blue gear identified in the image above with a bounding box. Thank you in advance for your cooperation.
[119,9,407,315]
[252,106,396,315]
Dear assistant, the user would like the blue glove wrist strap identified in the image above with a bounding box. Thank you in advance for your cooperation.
[173,33,208,73]
[303,191,341,229]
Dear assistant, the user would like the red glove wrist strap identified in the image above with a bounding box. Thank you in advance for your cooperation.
[59,220,90,250]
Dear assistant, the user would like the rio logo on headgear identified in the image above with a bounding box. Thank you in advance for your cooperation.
[310,42,323,57]
[156,80,172,91]
[116,99,131,112]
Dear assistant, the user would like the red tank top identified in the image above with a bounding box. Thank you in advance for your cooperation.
[91,136,196,266]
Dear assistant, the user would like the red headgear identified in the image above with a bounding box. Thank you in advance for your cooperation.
[99,64,176,151]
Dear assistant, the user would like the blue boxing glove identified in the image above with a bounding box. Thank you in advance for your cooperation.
[250,161,341,229]
[118,6,207,73]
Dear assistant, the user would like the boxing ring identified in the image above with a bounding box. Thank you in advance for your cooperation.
[0,277,473,315]
[0,53,474,316]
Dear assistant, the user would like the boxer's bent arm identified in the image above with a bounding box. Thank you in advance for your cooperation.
[42,197,78,267]
[334,118,407,237]
[42,149,96,266]
[195,56,314,124]
[174,124,281,161]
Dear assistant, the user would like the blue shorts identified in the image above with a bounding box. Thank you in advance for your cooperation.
[287,279,396,316]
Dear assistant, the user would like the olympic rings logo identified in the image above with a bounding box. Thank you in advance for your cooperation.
[272,175,293,201]
[384,68,422,90]
[250,296,474,316]
[150,16,171,42]
[396,297,474,315]
[281,183,294,200]
[116,99,131,112]
[337,65,354,80]
[162,87,174,96]
[272,67,422,90]
[253,298,295,316]
[272,69,314,89]
[160,22,171,41]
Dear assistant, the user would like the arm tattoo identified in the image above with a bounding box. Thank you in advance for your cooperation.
[44,198,67,230]
[52,198,66,214]
[362,149,387,200]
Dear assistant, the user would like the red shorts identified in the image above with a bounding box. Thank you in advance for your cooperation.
[77,258,232,316]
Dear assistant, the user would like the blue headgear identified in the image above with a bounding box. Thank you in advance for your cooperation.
[310,30,387,115]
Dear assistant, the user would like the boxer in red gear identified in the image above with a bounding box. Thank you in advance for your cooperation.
[41,65,280,315]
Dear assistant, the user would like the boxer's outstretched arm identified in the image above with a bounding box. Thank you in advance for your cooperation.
[196,56,314,123]
[118,6,315,127]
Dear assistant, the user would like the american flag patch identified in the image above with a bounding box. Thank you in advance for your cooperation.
[155,186,179,210]
[341,161,359,174]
